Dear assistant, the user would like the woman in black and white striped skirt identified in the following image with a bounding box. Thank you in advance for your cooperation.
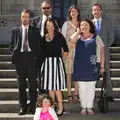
[40,18,68,116]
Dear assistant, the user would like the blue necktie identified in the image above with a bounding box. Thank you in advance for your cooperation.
[95,20,100,34]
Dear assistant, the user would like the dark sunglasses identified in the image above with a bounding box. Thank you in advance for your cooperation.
[42,7,50,10]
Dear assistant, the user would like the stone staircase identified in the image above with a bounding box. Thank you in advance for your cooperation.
[0,47,120,119]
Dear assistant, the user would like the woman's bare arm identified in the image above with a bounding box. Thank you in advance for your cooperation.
[70,27,81,44]
[63,52,68,61]
[100,47,105,73]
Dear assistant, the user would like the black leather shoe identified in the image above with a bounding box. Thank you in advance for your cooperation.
[18,108,27,115]
[107,96,114,102]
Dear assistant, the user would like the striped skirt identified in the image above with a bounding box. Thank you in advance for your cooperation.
[40,57,66,90]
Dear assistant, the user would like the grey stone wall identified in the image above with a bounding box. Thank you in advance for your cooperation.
[0,0,120,44]
[0,0,42,45]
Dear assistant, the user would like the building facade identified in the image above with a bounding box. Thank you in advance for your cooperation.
[0,0,120,45]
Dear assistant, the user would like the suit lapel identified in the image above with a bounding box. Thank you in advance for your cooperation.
[18,27,22,49]
[37,17,42,30]
[100,18,104,33]
[28,25,33,47]
[19,27,22,40]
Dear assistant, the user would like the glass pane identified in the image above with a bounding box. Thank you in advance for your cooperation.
[71,0,77,5]
[64,7,69,19]
[71,0,75,4]
[54,8,60,17]
[64,0,69,7]
[54,0,60,7]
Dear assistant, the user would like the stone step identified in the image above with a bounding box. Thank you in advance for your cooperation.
[0,69,120,78]
[0,61,118,69]
[0,61,120,69]
[0,55,11,61]
[110,53,120,61]
[0,78,120,88]
[0,113,33,120]
[0,100,120,114]
[110,47,120,53]
[0,62,14,69]
[0,88,120,100]
[0,48,10,55]
[0,53,119,62]
[0,79,18,88]
[0,70,16,78]
[0,47,120,55]
[110,61,120,69]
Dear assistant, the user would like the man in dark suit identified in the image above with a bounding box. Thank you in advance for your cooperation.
[92,4,115,102]
[9,9,41,115]
[31,0,62,37]
[31,0,62,94]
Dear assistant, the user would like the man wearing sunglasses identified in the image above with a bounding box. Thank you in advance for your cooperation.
[31,0,62,37]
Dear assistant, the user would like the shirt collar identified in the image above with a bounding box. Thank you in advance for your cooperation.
[22,25,29,30]
[94,17,102,23]
[43,14,52,19]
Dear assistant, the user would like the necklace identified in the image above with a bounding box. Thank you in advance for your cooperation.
[46,33,54,42]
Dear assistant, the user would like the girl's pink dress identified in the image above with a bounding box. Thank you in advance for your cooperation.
[40,111,54,120]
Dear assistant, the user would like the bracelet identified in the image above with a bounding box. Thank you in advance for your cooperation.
[100,67,104,68]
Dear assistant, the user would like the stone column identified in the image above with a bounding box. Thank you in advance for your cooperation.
[28,0,35,10]
[77,0,92,18]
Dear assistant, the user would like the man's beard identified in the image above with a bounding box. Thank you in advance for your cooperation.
[44,11,50,16]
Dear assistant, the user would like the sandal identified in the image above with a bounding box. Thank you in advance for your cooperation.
[80,108,86,115]
[68,95,73,103]
[73,95,79,103]
[87,108,95,115]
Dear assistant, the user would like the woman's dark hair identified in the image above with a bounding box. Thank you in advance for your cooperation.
[36,94,54,107]
[80,19,96,34]
[44,18,59,36]
[67,4,81,21]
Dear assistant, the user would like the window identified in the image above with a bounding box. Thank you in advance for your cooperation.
[52,0,77,21]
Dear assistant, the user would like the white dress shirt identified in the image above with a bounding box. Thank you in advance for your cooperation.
[41,14,52,37]
[21,25,31,52]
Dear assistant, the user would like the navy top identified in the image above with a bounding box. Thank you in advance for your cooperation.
[72,35,100,81]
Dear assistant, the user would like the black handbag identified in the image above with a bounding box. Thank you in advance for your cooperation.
[98,72,108,113]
